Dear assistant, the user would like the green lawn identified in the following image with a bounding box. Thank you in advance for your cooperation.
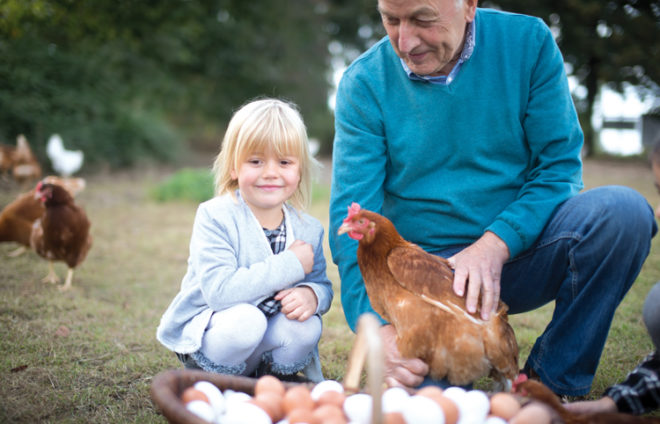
[0,157,657,422]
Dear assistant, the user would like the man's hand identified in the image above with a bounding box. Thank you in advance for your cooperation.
[380,324,428,389]
[447,231,510,320]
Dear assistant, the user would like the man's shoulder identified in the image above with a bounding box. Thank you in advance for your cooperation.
[477,8,547,34]
[343,36,395,78]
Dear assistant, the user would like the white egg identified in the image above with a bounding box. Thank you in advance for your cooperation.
[222,399,272,424]
[343,393,373,424]
[194,381,226,416]
[460,390,490,422]
[485,417,508,424]
[186,399,216,423]
[442,387,468,421]
[402,395,445,424]
[310,379,345,401]
[224,389,252,404]
[381,387,410,413]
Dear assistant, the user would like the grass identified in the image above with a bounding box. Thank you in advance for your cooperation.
[0,157,658,422]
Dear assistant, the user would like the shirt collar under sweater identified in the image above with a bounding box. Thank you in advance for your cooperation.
[400,19,475,85]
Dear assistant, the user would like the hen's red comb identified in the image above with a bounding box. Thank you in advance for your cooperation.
[343,202,361,223]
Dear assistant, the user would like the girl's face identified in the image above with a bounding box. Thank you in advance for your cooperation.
[231,148,301,224]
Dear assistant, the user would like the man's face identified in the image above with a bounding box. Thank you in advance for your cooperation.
[378,0,477,77]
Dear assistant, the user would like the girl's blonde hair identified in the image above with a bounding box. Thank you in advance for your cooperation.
[212,98,317,210]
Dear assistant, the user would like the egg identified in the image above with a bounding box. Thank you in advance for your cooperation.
[181,387,210,404]
[282,385,315,414]
[435,395,459,424]
[185,399,216,423]
[381,387,410,414]
[225,389,252,403]
[312,404,347,424]
[383,411,406,424]
[484,416,508,424]
[401,395,445,424]
[441,387,467,421]
[252,391,285,422]
[343,393,373,424]
[223,399,272,424]
[194,381,226,415]
[460,390,490,422]
[255,375,286,397]
[489,392,521,420]
[310,379,344,401]
[509,402,554,424]
[316,389,346,408]
[288,407,321,424]
[416,385,444,404]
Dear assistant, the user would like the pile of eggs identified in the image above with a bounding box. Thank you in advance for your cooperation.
[180,376,532,424]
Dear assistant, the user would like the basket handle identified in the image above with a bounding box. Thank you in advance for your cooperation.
[343,313,384,424]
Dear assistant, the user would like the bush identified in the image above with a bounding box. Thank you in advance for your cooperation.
[151,168,215,203]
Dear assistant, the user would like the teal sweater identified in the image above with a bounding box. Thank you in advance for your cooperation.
[329,8,584,331]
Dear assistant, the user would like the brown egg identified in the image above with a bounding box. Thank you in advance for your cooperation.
[283,385,315,414]
[312,404,347,424]
[288,407,321,424]
[252,391,285,422]
[384,411,406,424]
[509,402,554,424]
[181,387,209,404]
[254,375,286,397]
[489,392,521,420]
[416,386,445,404]
[435,395,459,424]
[316,389,346,408]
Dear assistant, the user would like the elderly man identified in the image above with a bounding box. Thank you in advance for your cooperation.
[329,0,656,396]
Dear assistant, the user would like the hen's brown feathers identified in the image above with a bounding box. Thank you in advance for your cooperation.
[340,205,519,387]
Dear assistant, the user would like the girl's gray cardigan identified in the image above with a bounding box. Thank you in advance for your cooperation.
[157,191,334,354]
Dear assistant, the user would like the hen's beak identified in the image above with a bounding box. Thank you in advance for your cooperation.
[337,222,352,235]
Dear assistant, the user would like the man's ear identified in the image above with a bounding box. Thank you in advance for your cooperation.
[465,0,478,23]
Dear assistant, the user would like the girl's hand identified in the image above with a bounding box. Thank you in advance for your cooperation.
[288,240,314,274]
[275,286,318,321]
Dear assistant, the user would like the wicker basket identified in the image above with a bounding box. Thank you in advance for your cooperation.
[150,314,386,424]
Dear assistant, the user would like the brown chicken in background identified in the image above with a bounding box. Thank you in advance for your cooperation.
[0,177,86,257]
[30,180,92,291]
[513,377,660,424]
[12,135,42,186]
[0,143,15,179]
[337,202,519,389]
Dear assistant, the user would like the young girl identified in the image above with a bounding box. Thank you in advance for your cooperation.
[157,98,333,381]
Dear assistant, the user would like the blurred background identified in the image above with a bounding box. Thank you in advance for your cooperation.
[0,0,659,172]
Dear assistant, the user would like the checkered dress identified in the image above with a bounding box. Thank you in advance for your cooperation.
[256,221,286,317]
[604,350,660,415]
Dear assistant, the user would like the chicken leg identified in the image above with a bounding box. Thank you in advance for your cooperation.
[42,261,60,284]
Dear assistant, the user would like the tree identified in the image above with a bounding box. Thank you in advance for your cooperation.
[0,0,335,167]
[483,0,660,156]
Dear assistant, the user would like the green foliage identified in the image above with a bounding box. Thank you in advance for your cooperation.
[0,0,336,168]
[151,168,215,203]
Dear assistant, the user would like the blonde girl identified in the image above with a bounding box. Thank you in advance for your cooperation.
[157,98,333,381]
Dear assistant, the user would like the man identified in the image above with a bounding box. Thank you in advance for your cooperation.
[329,0,657,396]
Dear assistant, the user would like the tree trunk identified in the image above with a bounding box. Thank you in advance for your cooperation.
[582,57,600,157]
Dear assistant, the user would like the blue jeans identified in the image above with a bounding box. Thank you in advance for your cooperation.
[430,185,656,396]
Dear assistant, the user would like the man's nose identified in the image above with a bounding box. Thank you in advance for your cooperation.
[398,21,419,54]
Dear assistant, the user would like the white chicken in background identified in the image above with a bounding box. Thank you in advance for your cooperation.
[47,134,84,177]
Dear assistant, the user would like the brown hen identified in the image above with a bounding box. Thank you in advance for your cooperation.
[337,203,519,389]
[30,181,92,291]
[513,377,660,424]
